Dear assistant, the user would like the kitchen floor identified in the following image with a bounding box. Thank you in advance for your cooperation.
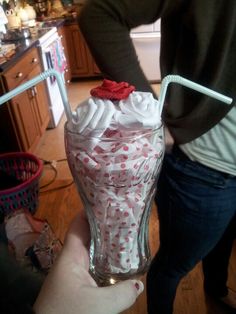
[35,79,235,314]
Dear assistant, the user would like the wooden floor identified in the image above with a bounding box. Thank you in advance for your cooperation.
[35,79,236,314]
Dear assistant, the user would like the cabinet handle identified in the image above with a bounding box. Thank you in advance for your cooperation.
[15,72,23,78]
[30,87,34,98]
[31,86,37,97]
[32,58,38,63]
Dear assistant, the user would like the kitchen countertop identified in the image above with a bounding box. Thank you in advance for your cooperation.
[1,40,42,73]
[0,0,84,72]
[0,17,70,73]
[0,5,81,73]
[0,38,38,72]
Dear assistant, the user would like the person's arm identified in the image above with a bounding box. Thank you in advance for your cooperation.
[33,213,144,314]
[78,0,164,94]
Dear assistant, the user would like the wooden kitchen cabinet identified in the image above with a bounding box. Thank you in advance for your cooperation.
[63,23,101,79]
[0,47,50,153]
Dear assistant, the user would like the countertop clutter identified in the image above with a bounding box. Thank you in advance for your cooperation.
[0,0,82,70]
[0,26,55,69]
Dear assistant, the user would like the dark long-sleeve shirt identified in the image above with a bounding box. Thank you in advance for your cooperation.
[78,0,235,144]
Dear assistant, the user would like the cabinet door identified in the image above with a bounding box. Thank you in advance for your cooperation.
[64,24,101,78]
[3,48,41,89]
[10,88,41,152]
[0,47,50,152]
[64,24,91,77]
[30,66,50,134]
[92,62,102,75]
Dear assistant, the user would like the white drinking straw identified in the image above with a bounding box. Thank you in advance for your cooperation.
[158,75,233,114]
[0,71,233,127]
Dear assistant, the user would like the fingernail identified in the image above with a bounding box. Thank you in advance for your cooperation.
[132,280,144,295]
[135,282,140,290]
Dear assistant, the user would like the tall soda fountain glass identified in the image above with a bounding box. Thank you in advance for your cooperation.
[65,121,164,285]
[64,80,164,285]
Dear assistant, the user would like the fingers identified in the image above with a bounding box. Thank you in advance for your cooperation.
[94,279,144,314]
[63,212,90,268]
[65,211,89,246]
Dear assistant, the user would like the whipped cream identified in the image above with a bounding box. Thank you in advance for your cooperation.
[70,91,161,135]
[116,92,161,128]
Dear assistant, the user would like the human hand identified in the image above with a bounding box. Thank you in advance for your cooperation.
[33,212,144,314]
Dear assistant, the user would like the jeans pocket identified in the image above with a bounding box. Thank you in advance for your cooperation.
[166,151,228,189]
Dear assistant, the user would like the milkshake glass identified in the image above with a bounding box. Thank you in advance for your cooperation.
[65,121,164,285]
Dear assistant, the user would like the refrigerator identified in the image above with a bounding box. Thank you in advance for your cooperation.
[130,20,161,83]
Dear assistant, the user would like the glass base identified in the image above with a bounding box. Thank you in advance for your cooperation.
[89,263,150,286]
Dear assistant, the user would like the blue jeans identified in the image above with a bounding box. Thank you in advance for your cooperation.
[147,145,236,314]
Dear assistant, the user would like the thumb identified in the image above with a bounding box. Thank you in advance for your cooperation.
[99,279,144,314]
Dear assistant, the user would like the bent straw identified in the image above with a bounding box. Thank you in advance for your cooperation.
[0,71,233,126]
[158,75,233,114]
[0,69,72,121]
